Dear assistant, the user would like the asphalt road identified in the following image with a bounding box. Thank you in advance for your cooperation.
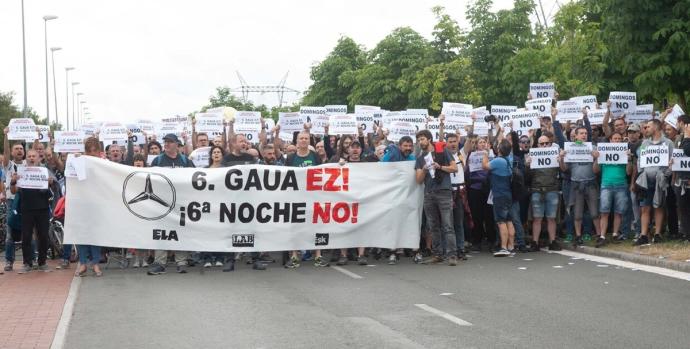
[63,250,690,349]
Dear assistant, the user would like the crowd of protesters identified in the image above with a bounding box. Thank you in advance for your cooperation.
[2,91,689,277]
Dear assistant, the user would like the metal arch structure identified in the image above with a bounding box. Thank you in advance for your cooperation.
[230,71,301,107]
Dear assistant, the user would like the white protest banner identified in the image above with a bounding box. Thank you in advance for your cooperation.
[17,166,49,190]
[262,118,275,135]
[556,100,582,122]
[299,106,327,124]
[525,98,552,118]
[564,142,593,163]
[444,107,473,131]
[587,109,607,125]
[329,114,358,135]
[124,124,145,145]
[156,122,184,142]
[491,105,518,130]
[355,112,375,134]
[137,119,155,135]
[529,82,555,100]
[382,111,401,129]
[325,105,348,115]
[672,149,690,172]
[372,110,384,128]
[468,151,489,172]
[32,125,50,143]
[8,118,37,140]
[529,146,560,169]
[279,132,294,143]
[54,131,86,153]
[472,121,490,137]
[629,104,653,124]
[99,122,129,143]
[402,109,428,131]
[639,145,669,168]
[664,104,685,129]
[442,102,473,111]
[609,91,637,117]
[510,110,540,135]
[161,115,190,124]
[387,121,416,143]
[189,146,211,168]
[473,107,489,121]
[299,107,329,135]
[64,158,423,252]
[65,153,87,180]
[597,143,628,165]
[570,95,598,111]
[195,112,224,137]
[278,112,305,134]
[234,111,262,142]
[426,120,442,142]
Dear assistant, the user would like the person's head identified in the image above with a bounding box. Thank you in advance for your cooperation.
[591,125,603,139]
[678,115,690,131]
[33,142,45,161]
[261,144,277,164]
[84,137,102,157]
[233,134,248,153]
[609,132,623,143]
[132,153,146,168]
[296,131,310,151]
[148,140,162,155]
[328,135,337,148]
[348,141,362,160]
[212,136,223,147]
[664,123,678,140]
[338,135,353,156]
[542,130,555,143]
[375,144,386,159]
[574,126,588,142]
[498,139,512,157]
[133,144,141,155]
[162,134,181,156]
[476,137,488,151]
[540,117,552,130]
[11,142,25,161]
[626,123,641,142]
[196,132,209,148]
[107,144,123,162]
[537,135,552,148]
[446,133,459,152]
[613,118,627,135]
[646,119,662,138]
[315,141,326,156]
[208,145,225,165]
[399,136,413,157]
[569,127,577,141]
[286,144,297,155]
[415,130,433,150]
[519,135,531,151]
[26,149,39,166]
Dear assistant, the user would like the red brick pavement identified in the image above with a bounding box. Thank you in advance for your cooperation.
[0,260,74,349]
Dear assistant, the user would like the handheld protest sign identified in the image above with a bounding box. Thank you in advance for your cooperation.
[525,98,552,118]
[609,91,637,117]
[387,121,416,143]
[510,110,540,136]
[234,111,262,142]
[664,104,685,129]
[639,145,669,168]
[278,112,305,134]
[325,105,348,115]
[564,142,593,163]
[491,105,518,130]
[529,146,560,169]
[99,122,129,143]
[468,150,490,172]
[189,146,211,168]
[402,109,428,132]
[529,82,555,100]
[587,109,606,125]
[570,95,598,111]
[672,149,690,172]
[196,112,225,137]
[355,112,375,134]
[329,114,358,135]
[300,106,327,135]
[54,131,86,153]
[17,166,49,190]
[426,120,442,142]
[629,104,653,124]
[597,143,628,165]
[472,121,490,137]
[556,101,582,122]
[8,118,37,141]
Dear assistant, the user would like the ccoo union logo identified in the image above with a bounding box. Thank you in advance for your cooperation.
[122,172,176,221]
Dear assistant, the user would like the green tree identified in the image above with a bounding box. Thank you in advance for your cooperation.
[0,91,46,152]
[430,6,464,63]
[408,58,482,113]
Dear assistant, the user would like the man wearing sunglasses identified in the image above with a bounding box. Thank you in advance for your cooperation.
[525,136,563,251]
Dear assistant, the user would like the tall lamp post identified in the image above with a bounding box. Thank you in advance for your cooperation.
[65,68,75,129]
[75,92,83,131]
[43,15,58,124]
[50,47,61,127]
[71,82,80,131]
[79,101,86,128]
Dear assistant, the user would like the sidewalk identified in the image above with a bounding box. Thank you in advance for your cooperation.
[0,260,74,349]
[565,239,690,273]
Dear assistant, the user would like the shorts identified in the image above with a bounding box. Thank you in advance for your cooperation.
[572,183,599,221]
[639,178,656,207]
[600,185,629,214]
[530,191,559,218]
[492,196,513,223]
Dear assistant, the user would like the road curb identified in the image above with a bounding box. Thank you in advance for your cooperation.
[564,245,690,273]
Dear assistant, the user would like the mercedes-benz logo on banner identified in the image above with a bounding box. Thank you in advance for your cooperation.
[122,172,176,221]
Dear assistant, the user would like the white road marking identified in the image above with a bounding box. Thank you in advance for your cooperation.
[551,250,690,282]
[347,317,425,349]
[332,266,363,279]
[414,304,473,326]
[51,276,81,349]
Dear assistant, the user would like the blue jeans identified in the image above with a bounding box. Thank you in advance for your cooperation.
[511,200,525,247]
[5,227,36,264]
[424,190,456,257]
[620,190,633,238]
[452,191,465,251]
[77,245,102,266]
[600,185,629,214]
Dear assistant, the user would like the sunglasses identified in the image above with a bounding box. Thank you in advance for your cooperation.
[519,140,530,144]
[539,142,551,146]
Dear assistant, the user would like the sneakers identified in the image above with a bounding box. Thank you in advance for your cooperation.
[56,260,70,270]
[530,241,540,252]
[612,235,625,244]
[573,236,584,247]
[259,254,275,263]
[422,256,444,264]
[652,234,663,244]
[549,240,562,251]
[132,260,141,269]
[141,260,149,268]
[38,264,51,272]
[493,249,510,257]
[448,256,457,266]
[563,234,573,243]
[252,261,267,270]
[583,234,592,242]
[18,264,32,274]
[458,251,468,261]
[215,260,224,267]
[314,256,329,267]
[634,235,650,246]
[222,260,235,272]
[412,253,423,264]
[3,263,12,272]
[595,236,606,248]
[285,256,301,269]
[388,254,398,265]
[147,264,166,275]
[357,256,367,266]
[203,262,212,268]
[517,245,529,253]
[176,265,188,274]
[336,256,348,266]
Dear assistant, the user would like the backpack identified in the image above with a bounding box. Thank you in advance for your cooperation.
[152,153,189,167]
[383,144,404,162]
[503,156,527,201]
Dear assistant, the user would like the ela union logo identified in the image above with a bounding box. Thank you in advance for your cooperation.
[122,172,176,221]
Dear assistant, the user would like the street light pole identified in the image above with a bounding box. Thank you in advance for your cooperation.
[76,92,83,131]
[50,47,61,128]
[43,15,58,124]
[71,82,79,131]
[65,67,74,130]
[79,101,86,128]
[21,0,28,117]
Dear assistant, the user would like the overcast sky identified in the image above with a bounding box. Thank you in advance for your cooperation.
[1,0,559,125]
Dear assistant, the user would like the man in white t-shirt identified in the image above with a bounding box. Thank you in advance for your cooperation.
[3,127,27,272]
[445,132,467,260]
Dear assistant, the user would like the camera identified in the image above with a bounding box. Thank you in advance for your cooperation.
[484,114,497,123]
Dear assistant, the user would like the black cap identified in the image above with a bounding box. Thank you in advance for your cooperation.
[163,133,181,144]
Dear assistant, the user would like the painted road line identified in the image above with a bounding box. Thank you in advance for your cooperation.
[552,250,690,282]
[51,276,81,349]
[332,266,364,279]
[414,304,473,326]
[347,317,425,349]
